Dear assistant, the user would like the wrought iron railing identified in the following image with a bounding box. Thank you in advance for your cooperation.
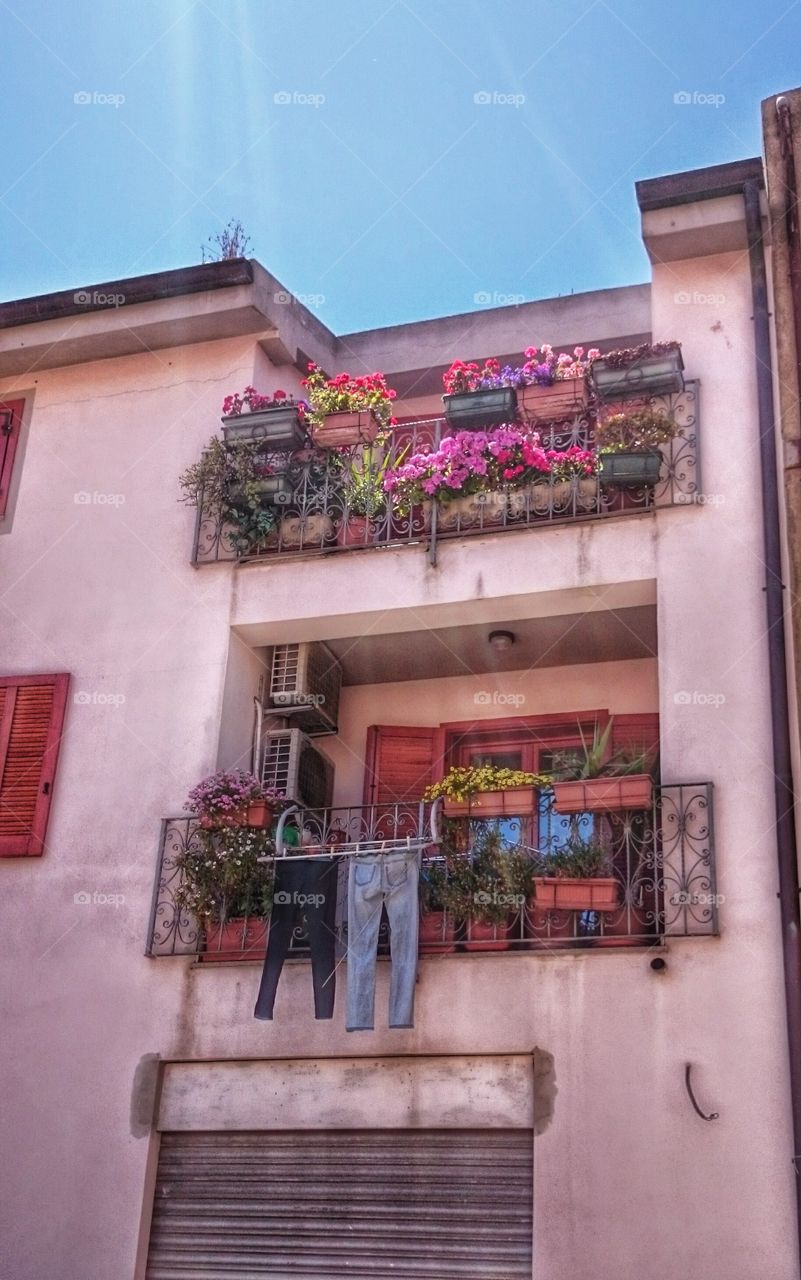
[191,383,700,565]
[145,783,715,960]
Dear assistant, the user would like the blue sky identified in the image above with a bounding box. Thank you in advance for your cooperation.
[1,0,799,332]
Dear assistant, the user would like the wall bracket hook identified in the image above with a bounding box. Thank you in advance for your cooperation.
[685,1062,719,1121]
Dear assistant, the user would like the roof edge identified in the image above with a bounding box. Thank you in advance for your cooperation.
[636,158,764,212]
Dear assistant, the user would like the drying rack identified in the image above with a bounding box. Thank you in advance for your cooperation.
[257,799,443,863]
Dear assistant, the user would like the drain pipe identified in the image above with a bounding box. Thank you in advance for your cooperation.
[744,177,801,1249]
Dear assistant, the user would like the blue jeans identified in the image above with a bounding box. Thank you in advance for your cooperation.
[346,850,419,1031]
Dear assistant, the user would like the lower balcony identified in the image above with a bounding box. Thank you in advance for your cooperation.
[146,784,716,961]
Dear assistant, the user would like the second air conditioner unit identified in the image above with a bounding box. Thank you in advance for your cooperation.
[261,729,335,810]
[268,642,341,735]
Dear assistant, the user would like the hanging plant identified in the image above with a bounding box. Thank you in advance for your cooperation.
[179,436,283,550]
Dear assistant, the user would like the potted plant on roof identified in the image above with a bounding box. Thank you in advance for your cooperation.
[594,407,679,487]
[590,341,684,401]
[517,345,600,424]
[549,720,655,814]
[442,359,518,431]
[221,386,308,449]
[532,835,620,912]
[175,824,276,962]
[302,364,397,448]
[424,764,548,819]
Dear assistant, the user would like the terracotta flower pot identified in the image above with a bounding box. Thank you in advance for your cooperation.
[533,877,620,912]
[419,910,456,954]
[311,410,379,448]
[551,774,654,814]
[246,801,275,829]
[198,807,248,829]
[442,787,537,819]
[518,377,588,424]
[336,514,376,547]
[464,917,513,951]
[201,917,269,962]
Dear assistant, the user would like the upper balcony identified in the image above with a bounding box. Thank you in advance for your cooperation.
[190,381,700,567]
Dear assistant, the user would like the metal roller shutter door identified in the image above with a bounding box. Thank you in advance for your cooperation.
[146,1129,533,1279]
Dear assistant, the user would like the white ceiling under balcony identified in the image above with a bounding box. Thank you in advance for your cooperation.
[326,604,656,686]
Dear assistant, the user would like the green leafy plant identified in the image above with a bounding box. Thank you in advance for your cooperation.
[428,828,538,925]
[175,825,276,923]
[595,408,679,454]
[537,835,614,880]
[179,436,283,550]
[550,720,653,782]
[335,435,401,518]
[424,765,548,804]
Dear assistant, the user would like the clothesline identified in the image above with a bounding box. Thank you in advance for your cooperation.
[256,800,443,863]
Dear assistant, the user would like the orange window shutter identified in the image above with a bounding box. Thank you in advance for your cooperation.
[364,726,436,805]
[0,674,70,856]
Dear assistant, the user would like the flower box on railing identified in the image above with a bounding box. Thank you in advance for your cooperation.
[311,410,379,448]
[591,348,684,401]
[551,775,654,814]
[201,917,269,962]
[598,451,662,487]
[443,786,537,818]
[221,404,306,449]
[419,910,456,954]
[518,376,589,424]
[533,877,620,912]
[443,387,517,431]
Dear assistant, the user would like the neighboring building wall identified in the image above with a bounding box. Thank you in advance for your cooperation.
[0,236,797,1280]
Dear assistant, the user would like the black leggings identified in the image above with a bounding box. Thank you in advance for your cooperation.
[254,858,339,1020]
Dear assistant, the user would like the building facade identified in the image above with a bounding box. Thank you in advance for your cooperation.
[1,156,799,1279]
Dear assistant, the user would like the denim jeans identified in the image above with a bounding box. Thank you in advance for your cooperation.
[254,857,339,1021]
[346,849,419,1031]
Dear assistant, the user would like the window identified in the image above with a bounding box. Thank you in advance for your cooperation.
[0,399,24,520]
[0,674,70,856]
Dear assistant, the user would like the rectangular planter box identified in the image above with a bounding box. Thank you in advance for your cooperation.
[518,377,588,424]
[533,877,620,912]
[228,476,295,509]
[599,450,662,487]
[419,910,456,954]
[551,774,654,814]
[201,918,269,962]
[311,410,379,448]
[443,387,517,431]
[464,918,513,951]
[591,350,684,401]
[221,405,306,449]
[443,787,537,819]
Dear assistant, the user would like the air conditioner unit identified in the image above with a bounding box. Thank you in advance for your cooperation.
[268,642,341,735]
[261,729,335,810]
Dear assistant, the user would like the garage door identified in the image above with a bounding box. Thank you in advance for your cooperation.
[146,1129,533,1278]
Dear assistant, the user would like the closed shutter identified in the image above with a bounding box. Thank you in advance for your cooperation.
[147,1129,533,1279]
[611,712,659,766]
[0,674,70,856]
[0,399,24,518]
[364,725,435,805]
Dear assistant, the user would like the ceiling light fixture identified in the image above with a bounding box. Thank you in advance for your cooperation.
[488,630,515,652]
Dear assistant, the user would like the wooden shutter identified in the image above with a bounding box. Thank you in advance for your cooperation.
[364,725,436,804]
[0,399,24,519]
[612,713,660,766]
[0,674,70,856]
[147,1129,534,1279]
